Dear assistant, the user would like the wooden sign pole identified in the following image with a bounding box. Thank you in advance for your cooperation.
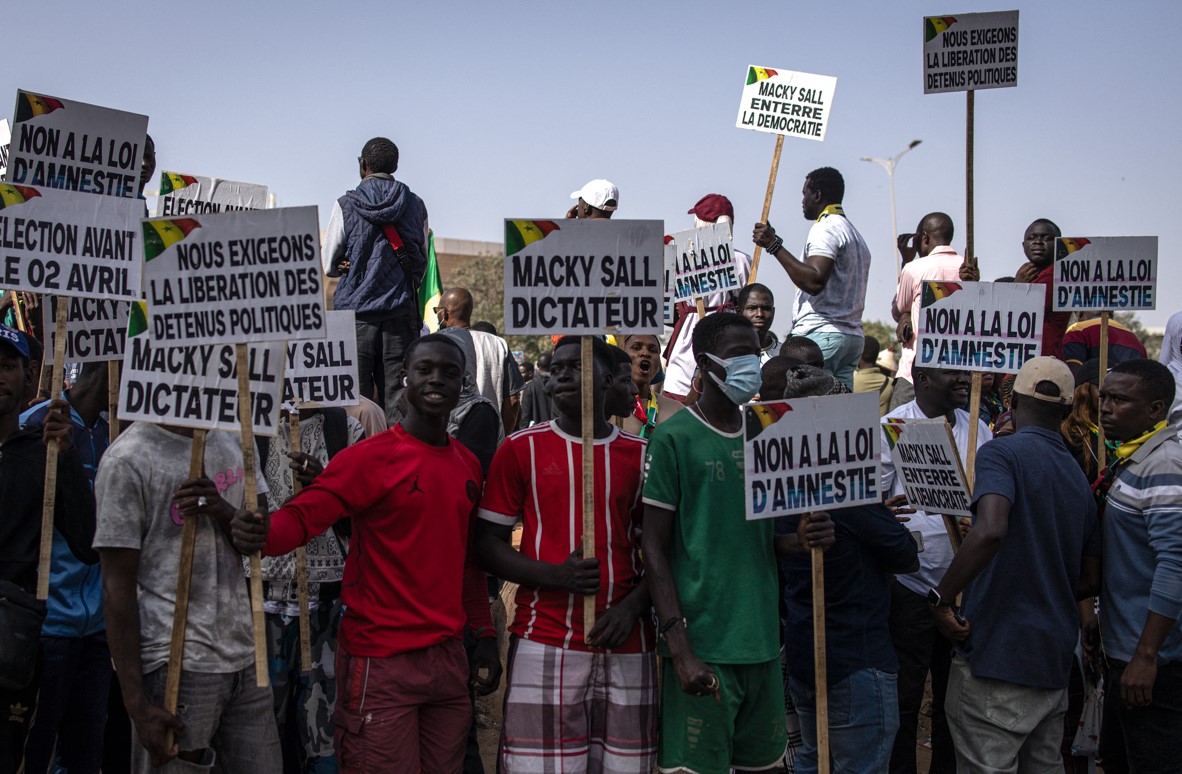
[108,361,121,443]
[965,90,975,265]
[942,422,969,552]
[162,428,207,754]
[1096,312,1110,467]
[580,336,597,641]
[288,411,313,674]
[8,291,27,332]
[235,343,269,687]
[747,135,786,285]
[36,308,69,601]
[964,372,983,493]
[811,545,830,774]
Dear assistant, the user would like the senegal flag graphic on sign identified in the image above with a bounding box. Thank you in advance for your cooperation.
[143,219,202,261]
[505,220,560,257]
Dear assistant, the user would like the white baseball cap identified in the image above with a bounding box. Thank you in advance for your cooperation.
[570,179,619,211]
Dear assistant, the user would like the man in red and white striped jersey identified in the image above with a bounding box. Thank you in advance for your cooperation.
[475,335,656,773]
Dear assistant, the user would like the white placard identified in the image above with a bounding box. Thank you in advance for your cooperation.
[283,310,359,407]
[735,66,837,141]
[1052,236,1158,312]
[7,90,148,199]
[156,172,269,217]
[745,392,881,520]
[923,11,1019,94]
[0,119,10,181]
[916,280,1045,373]
[141,206,325,346]
[0,184,143,299]
[667,223,739,303]
[119,305,285,435]
[882,417,971,518]
[43,298,130,364]
[503,218,663,335]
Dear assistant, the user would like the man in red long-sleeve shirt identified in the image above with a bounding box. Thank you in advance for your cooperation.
[1014,218,1071,359]
[232,334,501,773]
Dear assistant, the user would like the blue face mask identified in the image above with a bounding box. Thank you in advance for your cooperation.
[705,353,762,405]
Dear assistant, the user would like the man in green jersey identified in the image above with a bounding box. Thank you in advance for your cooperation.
[642,312,834,773]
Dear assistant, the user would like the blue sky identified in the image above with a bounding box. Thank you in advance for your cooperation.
[6,0,1178,331]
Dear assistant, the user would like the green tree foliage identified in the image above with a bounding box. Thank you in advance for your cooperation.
[1114,311,1162,360]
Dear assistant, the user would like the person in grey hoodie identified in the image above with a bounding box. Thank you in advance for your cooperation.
[322,137,429,418]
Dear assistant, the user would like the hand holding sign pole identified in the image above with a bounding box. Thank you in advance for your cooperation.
[735,67,837,285]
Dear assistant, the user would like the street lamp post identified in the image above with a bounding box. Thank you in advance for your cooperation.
[860,139,922,276]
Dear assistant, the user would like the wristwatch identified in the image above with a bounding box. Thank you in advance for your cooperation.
[927,588,950,608]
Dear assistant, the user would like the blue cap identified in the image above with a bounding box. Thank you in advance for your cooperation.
[0,325,30,359]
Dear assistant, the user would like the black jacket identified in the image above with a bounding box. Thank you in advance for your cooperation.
[0,429,97,593]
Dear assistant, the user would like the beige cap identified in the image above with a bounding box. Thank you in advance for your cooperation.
[1013,356,1074,405]
[876,348,898,373]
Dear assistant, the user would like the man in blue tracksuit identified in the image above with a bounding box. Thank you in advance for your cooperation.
[20,361,110,773]
[321,137,428,420]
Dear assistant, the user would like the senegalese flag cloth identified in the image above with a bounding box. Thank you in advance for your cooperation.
[128,301,149,337]
[15,92,65,123]
[505,220,560,257]
[921,280,962,308]
[159,173,200,196]
[420,230,443,333]
[143,218,201,261]
[0,185,41,210]
[924,16,957,43]
[882,419,905,449]
[746,67,778,85]
[1056,237,1092,259]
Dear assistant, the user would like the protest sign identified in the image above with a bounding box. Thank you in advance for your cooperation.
[283,310,359,407]
[0,119,10,180]
[43,298,130,364]
[141,206,325,345]
[156,172,268,217]
[7,90,148,199]
[915,280,1044,373]
[735,66,837,141]
[1052,236,1158,312]
[503,218,663,335]
[882,418,971,518]
[923,11,1019,94]
[0,184,143,299]
[119,303,284,435]
[744,392,881,520]
[667,223,739,303]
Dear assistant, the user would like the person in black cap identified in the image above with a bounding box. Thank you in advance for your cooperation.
[0,324,97,770]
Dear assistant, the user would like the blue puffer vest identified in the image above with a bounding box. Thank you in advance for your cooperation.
[332,174,428,321]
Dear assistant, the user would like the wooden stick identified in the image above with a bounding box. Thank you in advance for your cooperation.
[695,297,707,319]
[36,308,69,601]
[747,134,786,285]
[964,372,983,493]
[162,429,207,754]
[942,422,969,553]
[580,337,597,641]
[8,291,27,332]
[1097,312,1110,468]
[965,90,975,265]
[108,361,121,443]
[235,343,269,687]
[288,412,313,675]
[811,544,830,774]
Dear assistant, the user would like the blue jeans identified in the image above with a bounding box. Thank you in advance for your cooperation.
[789,668,899,774]
[805,331,863,390]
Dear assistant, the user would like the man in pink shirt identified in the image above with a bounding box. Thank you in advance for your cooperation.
[890,213,977,410]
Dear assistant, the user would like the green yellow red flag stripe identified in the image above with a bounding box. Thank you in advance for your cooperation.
[143,218,202,261]
[505,220,560,256]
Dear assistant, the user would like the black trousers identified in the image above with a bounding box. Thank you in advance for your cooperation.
[1100,658,1182,774]
[888,579,957,774]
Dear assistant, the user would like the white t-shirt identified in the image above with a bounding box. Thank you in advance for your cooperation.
[1159,311,1182,436]
[792,213,871,337]
[94,424,268,674]
[879,403,992,596]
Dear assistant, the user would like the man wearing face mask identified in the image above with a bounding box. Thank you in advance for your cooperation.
[642,313,834,774]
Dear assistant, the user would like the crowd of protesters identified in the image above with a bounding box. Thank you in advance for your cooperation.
[0,140,1177,774]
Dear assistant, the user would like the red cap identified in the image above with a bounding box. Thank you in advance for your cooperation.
[687,193,734,222]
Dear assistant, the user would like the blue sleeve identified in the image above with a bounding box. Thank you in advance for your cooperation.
[970,438,1016,511]
[845,503,918,574]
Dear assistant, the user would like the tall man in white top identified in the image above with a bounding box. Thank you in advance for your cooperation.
[889,213,978,410]
[753,167,871,389]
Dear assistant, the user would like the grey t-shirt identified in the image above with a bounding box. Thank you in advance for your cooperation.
[94,423,259,674]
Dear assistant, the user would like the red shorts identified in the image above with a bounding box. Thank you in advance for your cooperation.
[334,640,471,773]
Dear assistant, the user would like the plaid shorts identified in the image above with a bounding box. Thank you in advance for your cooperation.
[500,637,658,773]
